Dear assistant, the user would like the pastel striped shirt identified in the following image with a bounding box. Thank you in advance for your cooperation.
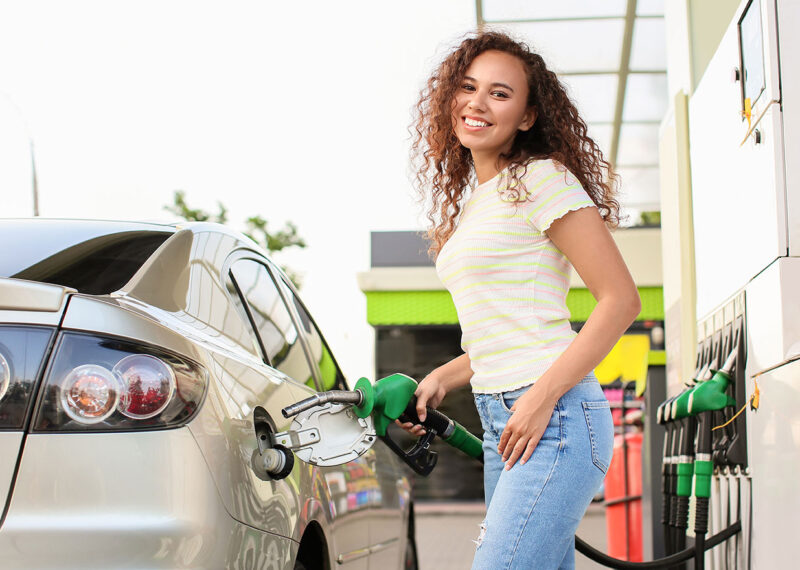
[435,159,595,393]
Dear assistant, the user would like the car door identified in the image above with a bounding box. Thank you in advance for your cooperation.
[269,269,409,570]
[229,256,375,569]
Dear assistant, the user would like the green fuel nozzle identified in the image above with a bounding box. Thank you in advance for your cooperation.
[660,359,713,424]
[672,359,714,418]
[688,350,738,416]
[351,375,414,435]
[666,361,714,539]
[354,374,483,474]
[672,388,697,500]
[691,348,738,508]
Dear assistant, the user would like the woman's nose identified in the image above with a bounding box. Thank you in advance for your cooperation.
[467,91,487,111]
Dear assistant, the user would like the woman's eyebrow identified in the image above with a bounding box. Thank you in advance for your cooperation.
[463,76,515,92]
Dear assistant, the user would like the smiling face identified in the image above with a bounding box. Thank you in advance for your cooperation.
[451,50,536,168]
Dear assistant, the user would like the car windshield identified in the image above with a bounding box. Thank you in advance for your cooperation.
[0,220,174,295]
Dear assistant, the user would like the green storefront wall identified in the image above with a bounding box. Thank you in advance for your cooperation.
[365,286,664,326]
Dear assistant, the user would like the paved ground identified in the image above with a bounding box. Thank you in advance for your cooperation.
[415,502,608,569]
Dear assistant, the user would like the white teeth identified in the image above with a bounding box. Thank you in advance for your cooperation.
[465,118,489,127]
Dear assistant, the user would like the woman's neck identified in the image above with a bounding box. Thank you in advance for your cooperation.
[472,152,506,185]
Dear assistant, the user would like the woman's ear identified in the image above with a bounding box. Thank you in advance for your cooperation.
[519,107,537,132]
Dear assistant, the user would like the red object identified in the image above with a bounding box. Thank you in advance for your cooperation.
[605,432,643,561]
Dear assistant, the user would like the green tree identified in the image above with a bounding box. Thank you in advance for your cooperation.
[165,190,306,287]
[638,210,661,227]
[165,190,229,224]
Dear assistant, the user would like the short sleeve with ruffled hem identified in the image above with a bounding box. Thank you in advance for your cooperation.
[518,160,596,232]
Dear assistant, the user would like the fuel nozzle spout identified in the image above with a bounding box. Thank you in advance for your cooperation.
[719,346,739,375]
[281,388,367,418]
[699,358,717,381]
[688,348,738,416]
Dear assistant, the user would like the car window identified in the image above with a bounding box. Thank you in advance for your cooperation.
[229,259,315,388]
[1,225,171,295]
[274,274,348,391]
[223,275,265,358]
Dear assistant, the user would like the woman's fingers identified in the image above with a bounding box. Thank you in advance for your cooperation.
[499,421,542,469]
[499,429,519,461]
[503,436,520,464]
[505,437,531,469]
[414,389,429,422]
[394,419,426,436]
[497,425,512,455]
[519,439,538,465]
[505,439,527,469]
[508,435,541,469]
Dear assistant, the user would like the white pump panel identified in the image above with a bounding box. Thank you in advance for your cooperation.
[744,356,800,568]
[688,0,795,318]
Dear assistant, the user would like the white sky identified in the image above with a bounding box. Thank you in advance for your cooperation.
[0,0,476,381]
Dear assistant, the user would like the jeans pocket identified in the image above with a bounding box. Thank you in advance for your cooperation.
[582,400,613,474]
[498,394,515,414]
[498,386,530,414]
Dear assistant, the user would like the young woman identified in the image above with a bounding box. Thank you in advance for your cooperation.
[401,32,642,569]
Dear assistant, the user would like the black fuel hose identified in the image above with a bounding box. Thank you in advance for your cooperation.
[574,521,740,569]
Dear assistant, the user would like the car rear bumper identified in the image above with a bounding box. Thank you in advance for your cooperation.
[0,428,296,569]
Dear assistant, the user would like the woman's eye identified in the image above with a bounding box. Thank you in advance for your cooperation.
[461,84,475,92]
[492,91,510,98]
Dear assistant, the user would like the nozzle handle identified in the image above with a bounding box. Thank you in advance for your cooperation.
[379,431,438,476]
[400,399,452,435]
[400,397,484,460]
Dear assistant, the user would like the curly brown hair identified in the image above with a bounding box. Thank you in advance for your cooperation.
[411,30,621,257]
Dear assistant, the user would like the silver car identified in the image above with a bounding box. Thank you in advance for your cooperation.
[0,219,417,569]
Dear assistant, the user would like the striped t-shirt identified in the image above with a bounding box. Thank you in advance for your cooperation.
[435,158,595,393]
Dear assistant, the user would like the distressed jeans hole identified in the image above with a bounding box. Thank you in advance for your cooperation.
[474,520,487,549]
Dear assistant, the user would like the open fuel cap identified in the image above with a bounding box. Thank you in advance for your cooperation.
[273,402,377,467]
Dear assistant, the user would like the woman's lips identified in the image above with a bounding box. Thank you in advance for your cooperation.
[463,116,491,129]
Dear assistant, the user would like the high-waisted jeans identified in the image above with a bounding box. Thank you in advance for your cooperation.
[471,374,613,570]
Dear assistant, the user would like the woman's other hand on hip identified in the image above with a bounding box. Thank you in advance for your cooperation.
[498,385,558,470]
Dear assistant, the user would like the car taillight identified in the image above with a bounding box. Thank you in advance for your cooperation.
[114,354,175,419]
[60,365,121,424]
[0,326,55,429]
[34,332,207,431]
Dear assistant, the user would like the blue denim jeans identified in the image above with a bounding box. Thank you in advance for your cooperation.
[471,374,613,570]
